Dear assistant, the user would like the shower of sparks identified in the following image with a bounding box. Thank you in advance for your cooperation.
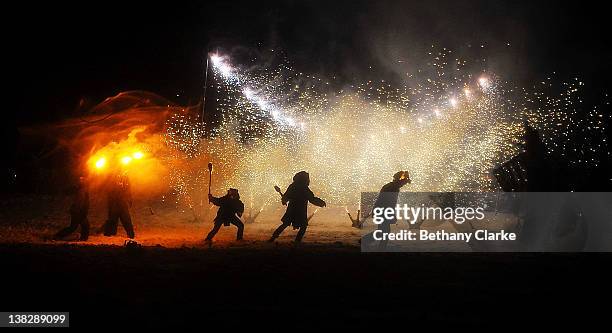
[209,53,300,128]
[162,47,608,211]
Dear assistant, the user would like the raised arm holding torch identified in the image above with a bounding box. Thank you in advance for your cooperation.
[274,185,283,196]
[208,162,213,203]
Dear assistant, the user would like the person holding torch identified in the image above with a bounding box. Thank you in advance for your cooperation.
[205,188,245,243]
[362,170,411,250]
[269,171,326,243]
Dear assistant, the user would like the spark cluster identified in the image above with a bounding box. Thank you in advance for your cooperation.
[163,47,608,211]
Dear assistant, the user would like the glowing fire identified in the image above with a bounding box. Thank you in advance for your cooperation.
[121,156,133,165]
[94,157,107,170]
[89,150,144,172]
[81,126,170,199]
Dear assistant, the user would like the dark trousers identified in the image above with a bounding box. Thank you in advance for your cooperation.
[205,219,244,241]
[103,205,135,239]
[55,213,89,241]
[362,221,391,250]
[271,223,307,242]
[377,222,391,250]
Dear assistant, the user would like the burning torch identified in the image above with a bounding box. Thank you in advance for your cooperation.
[274,185,288,206]
[208,162,213,203]
[273,185,284,197]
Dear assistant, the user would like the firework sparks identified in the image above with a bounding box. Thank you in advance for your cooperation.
[210,53,301,129]
[161,48,608,211]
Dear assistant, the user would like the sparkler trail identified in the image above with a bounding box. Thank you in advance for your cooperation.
[210,54,301,128]
[162,47,608,212]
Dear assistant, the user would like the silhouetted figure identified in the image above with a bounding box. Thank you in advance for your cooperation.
[269,171,326,243]
[363,171,411,250]
[54,176,90,241]
[494,122,577,250]
[494,122,552,191]
[523,122,552,191]
[205,188,245,242]
[103,173,135,239]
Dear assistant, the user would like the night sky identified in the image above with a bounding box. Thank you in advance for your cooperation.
[3,0,611,177]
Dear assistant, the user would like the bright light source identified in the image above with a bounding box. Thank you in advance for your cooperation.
[95,157,107,169]
[121,156,132,165]
[478,77,490,89]
[210,54,233,78]
[243,87,255,99]
[284,117,295,126]
[133,151,144,159]
[210,54,222,66]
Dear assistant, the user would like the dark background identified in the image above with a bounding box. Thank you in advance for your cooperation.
[2,244,611,329]
[1,3,611,327]
[2,0,611,190]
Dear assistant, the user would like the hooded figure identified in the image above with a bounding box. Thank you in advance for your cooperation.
[205,188,245,242]
[523,122,551,191]
[103,172,135,239]
[269,171,326,242]
[54,176,90,241]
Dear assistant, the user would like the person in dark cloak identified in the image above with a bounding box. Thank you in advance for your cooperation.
[205,188,245,242]
[103,172,135,239]
[268,171,326,243]
[54,176,90,241]
[523,121,552,191]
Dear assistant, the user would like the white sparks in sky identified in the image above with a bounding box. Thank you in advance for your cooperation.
[162,47,608,211]
[210,53,300,128]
